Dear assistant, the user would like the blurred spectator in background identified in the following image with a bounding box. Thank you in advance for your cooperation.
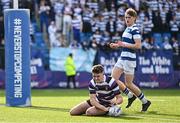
[172,37,180,70]
[172,37,180,56]
[91,30,102,45]
[62,2,73,46]
[98,0,106,13]
[38,0,50,34]
[48,21,61,48]
[169,16,179,39]
[106,16,116,37]
[142,16,153,39]
[152,11,162,33]
[101,31,110,44]
[69,40,82,49]
[142,37,153,52]
[149,36,160,50]
[89,37,98,50]
[116,15,125,36]
[81,19,92,46]
[112,32,121,42]
[72,14,82,43]
[0,0,11,12]
[53,0,64,31]
[162,36,172,50]
[19,0,35,21]
[65,53,76,88]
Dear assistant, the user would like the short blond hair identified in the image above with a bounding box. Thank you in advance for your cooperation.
[125,8,137,17]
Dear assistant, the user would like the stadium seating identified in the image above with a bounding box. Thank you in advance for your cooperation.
[153,33,163,48]
[31,22,39,33]
[162,33,171,41]
[34,32,46,47]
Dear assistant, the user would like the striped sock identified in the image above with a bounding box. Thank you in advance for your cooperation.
[123,88,133,98]
[138,93,148,104]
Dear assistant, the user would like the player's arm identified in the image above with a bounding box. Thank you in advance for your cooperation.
[89,94,109,112]
[109,94,123,106]
[110,39,141,49]
[109,90,123,105]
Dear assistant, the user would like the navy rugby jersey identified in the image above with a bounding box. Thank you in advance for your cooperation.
[121,24,141,61]
[88,75,120,107]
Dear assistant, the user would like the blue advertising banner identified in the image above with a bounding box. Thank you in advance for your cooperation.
[137,50,174,88]
[45,71,91,88]
[0,46,179,89]
[96,49,175,88]
[4,9,31,106]
[30,57,49,88]
[49,47,96,72]
[0,70,179,89]
[137,50,173,74]
[30,71,91,89]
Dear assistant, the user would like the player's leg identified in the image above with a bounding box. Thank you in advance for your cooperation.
[70,100,91,115]
[124,61,151,111]
[124,74,151,111]
[124,74,141,96]
[86,106,108,116]
[112,62,136,108]
[112,67,131,93]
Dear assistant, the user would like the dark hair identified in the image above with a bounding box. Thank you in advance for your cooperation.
[125,8,137,17]
[69,53,73,57]
[92,64,104,74]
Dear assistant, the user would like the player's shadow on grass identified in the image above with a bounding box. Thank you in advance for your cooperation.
[136,111,180,117]
[0,103,5,106]
[114,114,142,120]
[29,105,69,112]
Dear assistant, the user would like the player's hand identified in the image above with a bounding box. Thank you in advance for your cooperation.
[117,41,126,47]
[109,43,119,49]
[104,42,112,50]
[106,107,110,112]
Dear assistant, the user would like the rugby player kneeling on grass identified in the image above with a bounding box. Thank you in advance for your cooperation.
[70,64,123,116]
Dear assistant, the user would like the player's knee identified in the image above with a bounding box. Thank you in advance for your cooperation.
[69,110,74,116]
[125,82,132,88]
[120,97,123,104]
[69,109,77,116]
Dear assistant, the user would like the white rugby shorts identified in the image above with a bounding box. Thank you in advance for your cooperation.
[114,58,136,74]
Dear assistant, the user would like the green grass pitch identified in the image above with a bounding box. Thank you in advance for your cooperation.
[0,89,180,123]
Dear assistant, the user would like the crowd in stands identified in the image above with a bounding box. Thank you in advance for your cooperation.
[0,0,180,69]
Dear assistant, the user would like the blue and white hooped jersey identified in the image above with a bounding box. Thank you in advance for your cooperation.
[121,24,141,61]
